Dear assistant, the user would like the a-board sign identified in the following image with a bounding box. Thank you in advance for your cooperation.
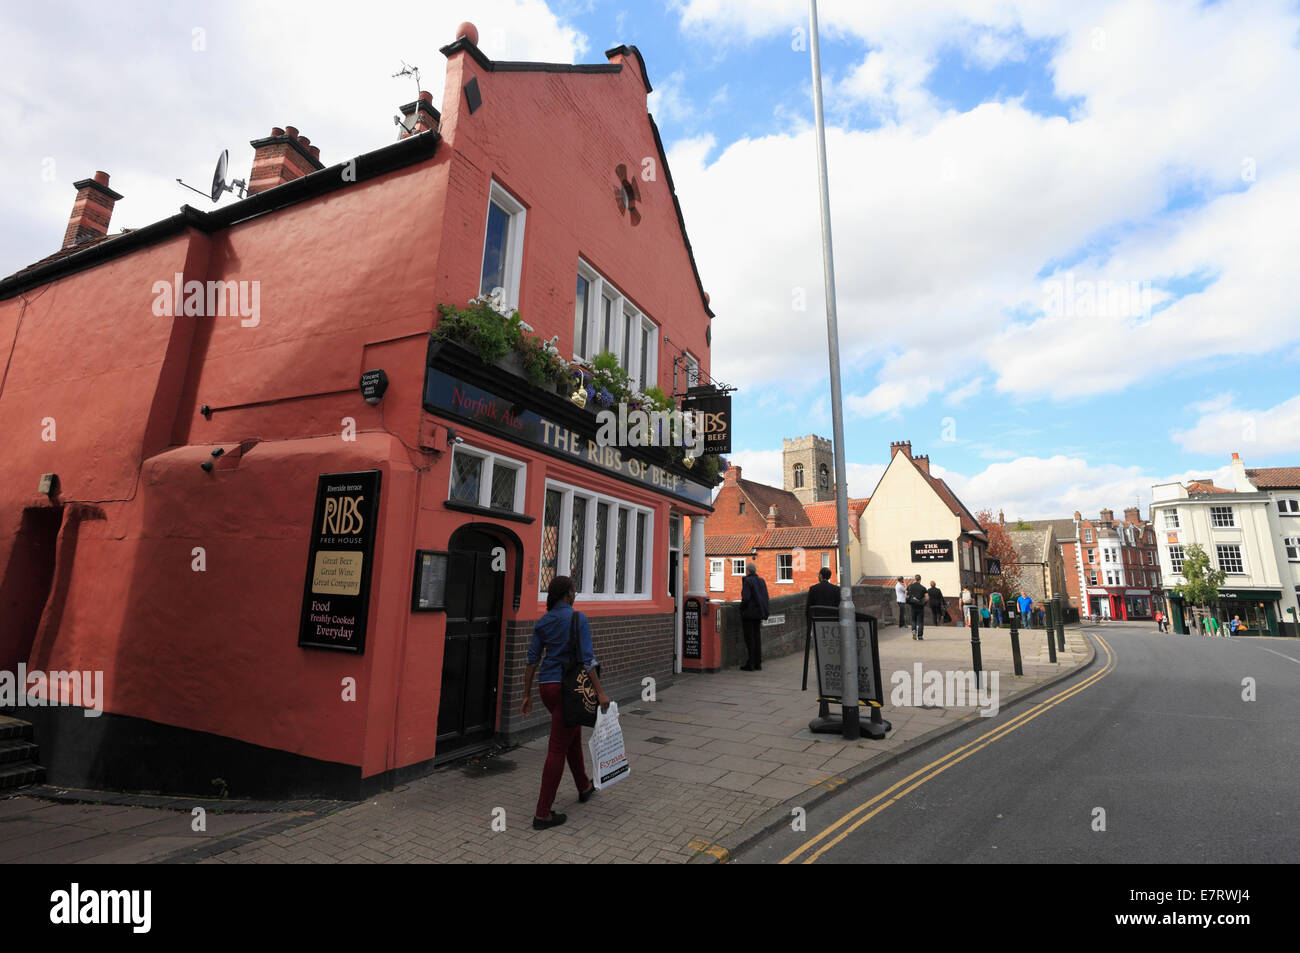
[911,539,953,562]
[809,607,883,707]
[298,470,382,653]
[683,597,702,660]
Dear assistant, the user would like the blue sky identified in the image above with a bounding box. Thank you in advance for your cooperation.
[3,0,1298,517]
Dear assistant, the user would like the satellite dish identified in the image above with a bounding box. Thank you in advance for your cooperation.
[177,149,246,203]
[211,150,229,202]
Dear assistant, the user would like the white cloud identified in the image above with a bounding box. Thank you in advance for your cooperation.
[0,0,587,275]
[666,0,1300,416]
[1171,394,1300,457]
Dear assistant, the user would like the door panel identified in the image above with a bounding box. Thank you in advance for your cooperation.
[437,530,505,753]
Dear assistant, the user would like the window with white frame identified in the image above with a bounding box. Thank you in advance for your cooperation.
[1088,570,1097,586]
[1216,544,1245,574]
[777,554,794,583]
[1210,506,1236,528]
[480,182,526,309]
[821,552,831,570]
[1084,528,1093,542]
[1088,549,1096,564]
[1278,498,1300,515]
[1285,537,1300,561]
[448,445,526,513]
[540,480,654,600]
[1168,545,1185,574]
[572,259,657,390]
[1164,509,1180,529]
[731,558,747,575]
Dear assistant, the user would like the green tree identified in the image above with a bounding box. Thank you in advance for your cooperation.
[1173,543,1225,609]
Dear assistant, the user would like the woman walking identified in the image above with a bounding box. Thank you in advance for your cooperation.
[521,576,610,830]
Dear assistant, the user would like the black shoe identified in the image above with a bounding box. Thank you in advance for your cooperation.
[754,664,762,670]
[739,664,753,671]
[533,812,567,830]
[579,783,596,803]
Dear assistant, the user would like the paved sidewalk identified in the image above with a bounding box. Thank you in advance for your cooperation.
[0,622,1091,864]
[197,622,1090,863]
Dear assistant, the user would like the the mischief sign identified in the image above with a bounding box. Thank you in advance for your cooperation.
[681,386,731,455]
[911,539,954,562]
[298,470,382,653]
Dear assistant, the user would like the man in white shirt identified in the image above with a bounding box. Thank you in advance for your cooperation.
[895,577,907,629]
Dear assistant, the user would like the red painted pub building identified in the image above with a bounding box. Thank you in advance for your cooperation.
[0,26,722,798]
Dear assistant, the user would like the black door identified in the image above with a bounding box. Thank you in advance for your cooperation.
[437,528,505,754]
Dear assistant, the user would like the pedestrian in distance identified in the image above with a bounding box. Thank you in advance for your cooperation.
[990,590,1005,628]
[1229,614,1243,635]
[740,563,770,671]
[927,580,945,625]
[521,575,610,831]
[895,576,908,629]
[1154,609,1164,633]
[961,586,972,626]
[980,604,991,628]
[907,574,928,640]
[1016,590,1033,627]
[806,566,839,614]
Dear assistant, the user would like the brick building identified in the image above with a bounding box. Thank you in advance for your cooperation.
[1029,508,1163,619]
[685,464,866,601]
[0,26,720,798]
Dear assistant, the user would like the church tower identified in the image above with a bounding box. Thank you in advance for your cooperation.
[783,434,834,504]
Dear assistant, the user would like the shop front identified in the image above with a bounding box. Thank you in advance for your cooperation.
[422,338,718,755]
[1216,588,1281,637]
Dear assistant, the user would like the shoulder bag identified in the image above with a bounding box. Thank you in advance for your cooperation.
[561,611,600,728]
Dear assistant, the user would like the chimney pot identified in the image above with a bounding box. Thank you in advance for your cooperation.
[62,171,124,249]
[247,126,324,195]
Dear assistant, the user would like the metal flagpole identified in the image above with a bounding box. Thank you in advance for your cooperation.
[807,0,859,740]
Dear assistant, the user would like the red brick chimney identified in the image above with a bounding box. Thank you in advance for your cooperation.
[766,505,778,531]
[1100,508,1114,524]
[914,454,930,474]
[399,90,440,138]
[1124,507,1140,523]
[247,126,325,196]
[724,465,741,484]
[63,171,123,248]
[890,440,912,460]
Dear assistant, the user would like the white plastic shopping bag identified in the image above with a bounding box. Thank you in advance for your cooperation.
[588,701,630,790]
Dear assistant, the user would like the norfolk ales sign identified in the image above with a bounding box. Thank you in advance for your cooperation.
[298,470,382,653]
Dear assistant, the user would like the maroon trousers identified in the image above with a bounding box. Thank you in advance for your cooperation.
[535,682,591,818]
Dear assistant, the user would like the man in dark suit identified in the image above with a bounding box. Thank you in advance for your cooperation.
[739,563,770,671]
[927,580,945,625]
[806,567,839,613]
[907,574,929,640]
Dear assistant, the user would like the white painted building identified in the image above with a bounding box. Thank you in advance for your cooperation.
[1151,453,1298,636]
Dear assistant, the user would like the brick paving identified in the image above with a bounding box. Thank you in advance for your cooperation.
[0,621,1091,864]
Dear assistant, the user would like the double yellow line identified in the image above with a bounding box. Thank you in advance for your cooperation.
[781,634,1115,864]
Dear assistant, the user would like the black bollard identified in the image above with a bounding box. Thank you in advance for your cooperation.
[1045,600,1058,663]
[1009,610,1023,677]
[1054,596,1065,652]
[968,602,984,689]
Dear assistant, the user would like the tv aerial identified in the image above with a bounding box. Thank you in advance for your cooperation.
[177,149,247,203]
[392,61,422,135]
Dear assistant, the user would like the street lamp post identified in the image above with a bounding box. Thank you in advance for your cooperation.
[807,0,859,740]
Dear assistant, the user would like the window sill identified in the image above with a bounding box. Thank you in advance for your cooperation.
[443,499,535,524]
